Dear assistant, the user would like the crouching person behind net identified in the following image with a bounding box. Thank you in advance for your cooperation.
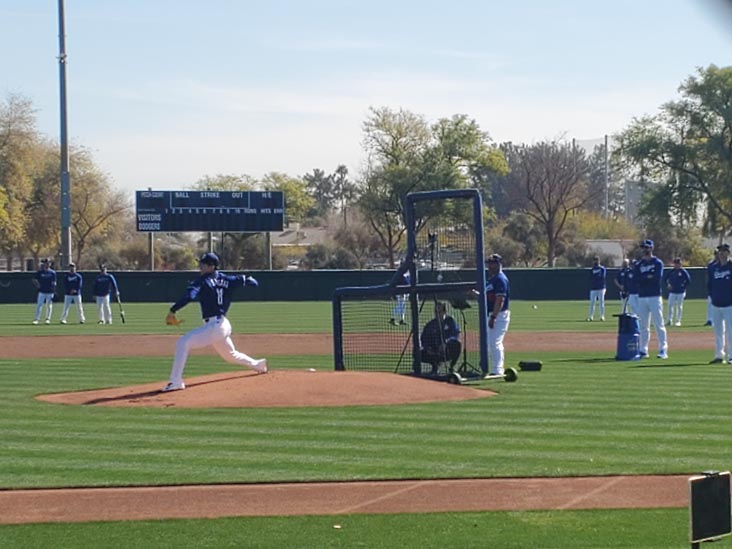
[420,301,461,375]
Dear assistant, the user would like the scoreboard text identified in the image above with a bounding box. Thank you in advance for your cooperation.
[136,190,285,232]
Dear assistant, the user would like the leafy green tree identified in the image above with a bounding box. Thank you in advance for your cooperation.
[616,64,732,238]
[501,141,595,267]
[303,168,334,219]
[262,172,315,225]
[0,94,38,268]
[190,173,257,191]
[67,148,131,266]
[358,107,507,267]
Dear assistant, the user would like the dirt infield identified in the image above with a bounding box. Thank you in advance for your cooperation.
[2,330,708,524]
[2,329,712,359]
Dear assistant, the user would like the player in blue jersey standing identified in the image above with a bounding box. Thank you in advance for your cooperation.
[59,263,86,324]
[708,243,732,364]
[664,257,691,327]
[32,258,57,324]
[485,254,511,376]
[705,249,719,326]
[614,258,632,313]
[390,269,410,325]
[634,239,668,359]
[93,264,120,324]
[163,252,268,392]
[587,256,606,321]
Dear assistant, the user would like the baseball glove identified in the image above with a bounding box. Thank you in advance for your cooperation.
[166,312,183,326]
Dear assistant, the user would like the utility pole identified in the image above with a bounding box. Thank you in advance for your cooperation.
[58,0,72,268]
[604,134,609,218]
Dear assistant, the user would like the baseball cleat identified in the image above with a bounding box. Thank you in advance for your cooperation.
[32,320,39,325]
[704,321,713,326]
[162,382,185,392]
[709,358,725,364]
[657,351,668,359]
[252,359,268,374]
[674,322,681,327]
[44,319,51,324]
[98,321,104,324]
[60,320,67,324]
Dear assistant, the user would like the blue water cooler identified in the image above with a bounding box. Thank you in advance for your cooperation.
[614,313,640,360]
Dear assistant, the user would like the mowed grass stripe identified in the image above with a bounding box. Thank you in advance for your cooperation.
[0,299,718,336]
[0,347,731,488]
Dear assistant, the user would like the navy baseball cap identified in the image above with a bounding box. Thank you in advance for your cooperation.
[717,243,731,252]
[487,254,503,263]
[640,239,654,248]
[199,252,219,266]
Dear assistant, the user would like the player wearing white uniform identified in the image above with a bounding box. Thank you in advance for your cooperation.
[32,259,56,325]
[708,243,732,364]
[634,239,668,359]
[484,254,510,376]
[705,250,719,326]
[93,264,119,324]
[59,263,86,324]
[587,256,606,321]
[163,252,268,392]
[390,270,410,325]
[664,257,691,327]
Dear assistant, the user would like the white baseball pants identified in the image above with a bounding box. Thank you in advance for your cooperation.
[488,310,511,375]
[707,296,713,324]
[628,294,639,315]
[60,295,86,323]
[168,316,261,385]
[95,295,113,324]
[666,292,685,325]
[636,295,668,355]
[588,289,606,320]
[392,294,408,321]
[34,292,54,322]
[711,305,732,361]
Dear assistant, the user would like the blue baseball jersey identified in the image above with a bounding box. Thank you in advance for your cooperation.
[706,259,718,296]
[34,269,57,293]
[615,267,631,292]
[486,271,510,312]
[170,270,255,319]
[420,315,460,350]
[590,265,606,290]
[708,260,732,308]
[93,273,119,297]
[665,268,691,294]
[63,272,83,295]
[634,257,664,298]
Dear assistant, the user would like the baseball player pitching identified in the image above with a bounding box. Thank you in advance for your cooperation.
[634,239,668,359]
[32,258,56,324]
[59,262,86,324]
[163,252,268,392]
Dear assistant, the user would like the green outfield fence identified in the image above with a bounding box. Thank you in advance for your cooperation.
[0,267,711,304]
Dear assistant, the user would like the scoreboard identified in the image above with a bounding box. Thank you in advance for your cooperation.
[136,190,285,232]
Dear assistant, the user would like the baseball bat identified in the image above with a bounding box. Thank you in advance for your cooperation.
[115,294,126,324]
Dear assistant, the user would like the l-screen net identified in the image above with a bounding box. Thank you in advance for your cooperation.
[333,189,489,378]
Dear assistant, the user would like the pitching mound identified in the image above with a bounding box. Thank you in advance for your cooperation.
[36,370,496,408]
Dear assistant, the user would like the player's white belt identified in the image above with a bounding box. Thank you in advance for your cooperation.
[204,315,224,323]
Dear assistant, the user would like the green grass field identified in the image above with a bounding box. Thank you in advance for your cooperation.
[0,299,729,548]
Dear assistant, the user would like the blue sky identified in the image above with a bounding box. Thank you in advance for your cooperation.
[1,0,730,198]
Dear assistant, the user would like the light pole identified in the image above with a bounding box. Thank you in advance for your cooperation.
[58,0,72,268]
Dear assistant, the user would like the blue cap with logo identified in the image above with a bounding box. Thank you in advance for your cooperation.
[640,239,654,248]
[199,252,219,266]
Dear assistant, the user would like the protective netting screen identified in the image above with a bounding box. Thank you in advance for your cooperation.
[335,283,483,378]
[412,197,478,281]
